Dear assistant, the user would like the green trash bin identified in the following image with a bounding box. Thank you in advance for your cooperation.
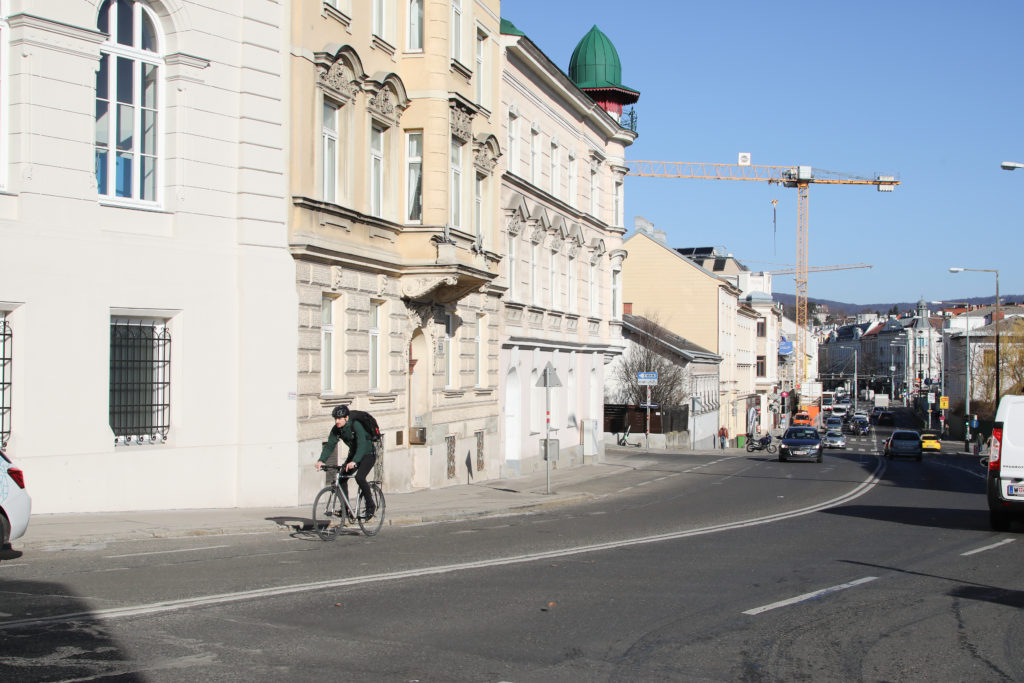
[736,435,746,449]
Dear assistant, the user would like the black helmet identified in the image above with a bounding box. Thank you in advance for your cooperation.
[331,405,350,419]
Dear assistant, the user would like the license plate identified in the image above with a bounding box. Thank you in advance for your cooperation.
[1008,484,1024,496]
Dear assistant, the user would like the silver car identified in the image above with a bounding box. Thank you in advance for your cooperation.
[885,430,922,461]
[822,430,847,449]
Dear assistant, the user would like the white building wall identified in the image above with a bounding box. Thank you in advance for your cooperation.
[0,2,296,513]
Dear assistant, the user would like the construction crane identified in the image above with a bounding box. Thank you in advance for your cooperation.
[624,160,899,386]
[766,263,872,275]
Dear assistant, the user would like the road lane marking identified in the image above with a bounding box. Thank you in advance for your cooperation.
[961,538,1015,556]
[743,576,878,615]
[105,544,230,559]
[0,459,886,631]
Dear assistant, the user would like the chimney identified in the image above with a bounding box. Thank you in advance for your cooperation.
[624,302,633,315]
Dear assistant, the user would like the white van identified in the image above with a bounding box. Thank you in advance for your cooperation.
[987,395,1024,530]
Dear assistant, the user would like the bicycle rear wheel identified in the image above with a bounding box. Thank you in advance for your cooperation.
[313,486,342,541]
[357,482,386,536]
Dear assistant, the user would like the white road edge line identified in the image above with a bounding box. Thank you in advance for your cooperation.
[961,538,1015,556]
[743,576,879,616]
[0,459,886,631]
[105,545,231,559]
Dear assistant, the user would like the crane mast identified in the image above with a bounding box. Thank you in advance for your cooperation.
[624,161,898,387]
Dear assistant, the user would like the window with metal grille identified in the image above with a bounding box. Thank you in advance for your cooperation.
[110,319,171,444]
[0,315,11,448]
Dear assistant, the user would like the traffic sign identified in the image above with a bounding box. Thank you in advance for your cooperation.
[781,391,789,398]
[637,371,658,386]
[639,403,659,409]
[939,396,949,409]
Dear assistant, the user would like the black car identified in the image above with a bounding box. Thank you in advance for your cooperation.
[778,427,824,463]
[877,411,895,426]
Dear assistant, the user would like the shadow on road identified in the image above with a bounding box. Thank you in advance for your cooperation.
[822,504,988,531]
[0,580,141,680]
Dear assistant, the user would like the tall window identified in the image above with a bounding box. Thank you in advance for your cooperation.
[372,0,385,37]
[614,180,623,226]
[568,154,577,208]
[407,0,424,50]
[757,318,766,337]
[444,313,455,388]
[475,32,487,106]
[568,254,578,313]
[530,128,539,185]
[321,296,335,393]
[110,317,171,444]
[370,124,384,217]
[756,355,767,377]
[508,233,517,300]
[450,0,462,62]
[530,242,538,305]
[507,111,519,175]
[0,314,11,448]
[95,0,162,202]
[550,143,561,198]
[406,131,423,222]
[475,315,486,387]
[322,101,338,202]
[589,262,599,317]
[549,248,557,308]
[473,174,483,238]
[450,138,463,229]
[369,301,382,391]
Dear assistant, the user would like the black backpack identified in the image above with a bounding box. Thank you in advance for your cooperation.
[350,409,382,442]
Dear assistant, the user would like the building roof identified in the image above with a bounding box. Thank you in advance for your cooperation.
[622,314,721,363]
[568,25,640,98]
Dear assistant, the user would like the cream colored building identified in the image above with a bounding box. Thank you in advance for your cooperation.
[0,0,297,513]
[289,1,507,495]
[497,21,636,473]
[619,232,755,439]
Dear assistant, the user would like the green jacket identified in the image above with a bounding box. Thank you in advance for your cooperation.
[318,419,374,464]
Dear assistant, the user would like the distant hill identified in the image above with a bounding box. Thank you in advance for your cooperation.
[771,293,1021,320]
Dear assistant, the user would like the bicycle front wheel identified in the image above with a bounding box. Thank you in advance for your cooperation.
[357,482,386,536]
[313,486,342,541]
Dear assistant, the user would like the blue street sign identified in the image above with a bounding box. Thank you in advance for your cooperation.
[639,403,659,408]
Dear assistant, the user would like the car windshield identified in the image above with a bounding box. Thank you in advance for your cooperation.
[893,432,919,441]
[826,431,843,437]
[785,429,819,439]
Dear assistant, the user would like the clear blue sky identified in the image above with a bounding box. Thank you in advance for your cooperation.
[503,0,1024,306]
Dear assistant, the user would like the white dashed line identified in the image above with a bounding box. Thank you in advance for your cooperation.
[743,576,878,615]
[961,538,1015,556]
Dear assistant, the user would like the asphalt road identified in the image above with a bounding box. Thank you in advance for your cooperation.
[2,414,1019,681]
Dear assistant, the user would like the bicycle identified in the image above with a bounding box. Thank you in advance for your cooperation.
[312,465,386,540]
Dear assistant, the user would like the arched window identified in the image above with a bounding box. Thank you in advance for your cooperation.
[95,0,163,203]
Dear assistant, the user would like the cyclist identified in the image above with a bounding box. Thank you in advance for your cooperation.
[315,405,377,521]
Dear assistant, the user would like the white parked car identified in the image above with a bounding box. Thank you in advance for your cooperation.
[987,396,1024,531]
[822,430,847,449]
[1,450,31,548]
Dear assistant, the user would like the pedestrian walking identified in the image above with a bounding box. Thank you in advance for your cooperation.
[718,425,728,449]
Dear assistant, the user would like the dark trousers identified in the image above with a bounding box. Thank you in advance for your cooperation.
[343,452,377,512]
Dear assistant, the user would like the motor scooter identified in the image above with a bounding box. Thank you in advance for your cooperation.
[746,433,777,454]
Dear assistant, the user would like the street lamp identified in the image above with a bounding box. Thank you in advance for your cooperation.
[949,267,1000,408]
[1001,161,1024,170]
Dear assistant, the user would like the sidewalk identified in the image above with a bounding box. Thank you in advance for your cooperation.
[16,452,655,551]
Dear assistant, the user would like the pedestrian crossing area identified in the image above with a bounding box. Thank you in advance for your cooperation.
[827,436,881,453]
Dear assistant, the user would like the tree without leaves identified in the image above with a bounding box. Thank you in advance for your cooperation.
[971,318,1024,419]
[612,317,689,407]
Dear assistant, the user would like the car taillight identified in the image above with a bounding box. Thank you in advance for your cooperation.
[989,423,1003,472]
[7,466,25,489]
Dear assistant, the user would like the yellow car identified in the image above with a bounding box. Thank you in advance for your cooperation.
[920,432,942,452]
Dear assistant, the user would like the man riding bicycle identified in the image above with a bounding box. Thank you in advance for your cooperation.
[315,405,376,521]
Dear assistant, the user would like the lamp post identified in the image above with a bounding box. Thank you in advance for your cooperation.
[949,267,1000,411]
[1001,161,1024,170]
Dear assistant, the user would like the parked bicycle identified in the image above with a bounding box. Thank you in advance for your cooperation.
[313,465,386,540]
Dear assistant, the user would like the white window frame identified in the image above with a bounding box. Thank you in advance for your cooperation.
[589,167,599,217]
[95,0,164,206]
[508,233,518,301]
[614,180,623,226]
[475,315,486,387]
[530,242,538,306]
[550,142,561,198]
[589,262,599,317]
[568,254,578,314]
[372,0,385,37]
[0,12,9,192]
[369,301,382,391]
[611,268,621,320]
[549,248,557,309]
[530,127,539,186]
[370,123,385,217]
[567,153,577,208]
[507,110,519,175]
[450,0,462,63]
[322,100,339,203]
[322,295,336,393]
[473,173,483,239]
[407,0,424,50]
[475,31,487,106]
[450,137,463,230]
[406,131,423,222]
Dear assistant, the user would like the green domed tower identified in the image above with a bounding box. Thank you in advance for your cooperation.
[568,25,639,116]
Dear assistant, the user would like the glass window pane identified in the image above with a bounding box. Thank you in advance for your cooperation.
[407,161,422,221]
[141,10,157,52]
[96,54,109,101]
[96,150,109,195]
[140,155,156,200]
[116,57,134,104]
[116,152,133,197]
[116,0,134,46]
[322,297,333,325]
[95,101,110,146]
[117,103,134,151]
[97,0,112,33]
[323,102,336,133]
[408,131,422,157]
[140,109,156,155]
[324,137,336,202]
[141,63,157,109]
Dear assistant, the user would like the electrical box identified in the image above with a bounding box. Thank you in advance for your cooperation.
[541,438,559,461]
[410,427,427,445]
